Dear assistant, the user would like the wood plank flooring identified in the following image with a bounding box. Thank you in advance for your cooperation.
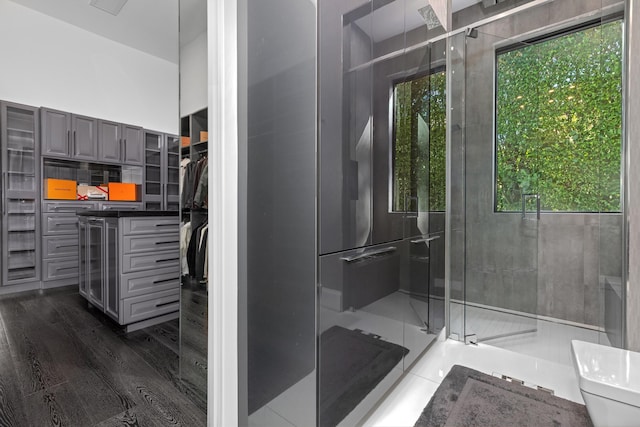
[0,286,206,427]
[179,281,208,412]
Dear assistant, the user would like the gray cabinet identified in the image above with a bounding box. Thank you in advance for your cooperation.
[41,201,97,285]
[72,115,98,160]
[123,125,144,165]
[98,120,144,166]
[40,201,141,286]
[41,107,97,161]
[79,216,116,314]
[144,131,180,211]
[98,120,120,162]
[1,101,41,285]
[78,214,180,331]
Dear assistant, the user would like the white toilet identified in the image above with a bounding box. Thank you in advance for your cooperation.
[571,340,640,427]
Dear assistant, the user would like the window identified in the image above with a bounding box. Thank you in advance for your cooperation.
[495,19,623,212]
[392,70,446,213]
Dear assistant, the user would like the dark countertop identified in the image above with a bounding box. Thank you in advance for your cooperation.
[77,210,179,218]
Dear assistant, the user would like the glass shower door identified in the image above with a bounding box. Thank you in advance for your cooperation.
[462,28,540,345]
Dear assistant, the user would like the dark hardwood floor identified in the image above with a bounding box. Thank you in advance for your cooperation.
[179,280,208,412]
[0,286,206,427]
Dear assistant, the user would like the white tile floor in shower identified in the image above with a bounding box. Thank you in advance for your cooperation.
[458,303,608,367]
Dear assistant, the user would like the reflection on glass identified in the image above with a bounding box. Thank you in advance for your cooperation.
[178,0,208,415]
[317,1,446,426]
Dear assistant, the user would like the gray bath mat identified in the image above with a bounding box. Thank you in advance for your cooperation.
[414,365,593,427]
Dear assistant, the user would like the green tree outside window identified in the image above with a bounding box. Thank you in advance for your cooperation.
[496,20,623,212]
[392,70,446,212]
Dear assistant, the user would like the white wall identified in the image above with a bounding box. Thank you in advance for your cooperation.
[0,0,178,134]
[180,31,208,116]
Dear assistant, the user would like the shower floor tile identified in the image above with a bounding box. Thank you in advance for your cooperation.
[451,303,608,366]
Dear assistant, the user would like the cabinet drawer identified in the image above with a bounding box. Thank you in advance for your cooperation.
[122,217,178,235]
[43,201,98,213]
[42,213,79,236]
[100,202,142,211]
[121,289,180,325]
[42,235,79,258]
[121,250,180,273]
[42,257,78,281]
[122,233,179,254]
[120,266,180,298]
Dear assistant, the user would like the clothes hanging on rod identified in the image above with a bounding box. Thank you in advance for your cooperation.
[180,221,192,276]
[180,157,191,197]
[195,223,208,281]
[194,163,208,209]
[181,159,197,208]
[186,219,208,281]
[181,154,208,209]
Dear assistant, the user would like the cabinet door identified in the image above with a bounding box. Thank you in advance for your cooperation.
[71,115,97,161]
[105,220,119,321]
[87,218,104,309]
[122,125,144,165]
[165,135,180,211]
[98,120,121,163]
[79,221,88,297]
[41,108,71,157]
[2,102,40,284]
[144,131,163,210]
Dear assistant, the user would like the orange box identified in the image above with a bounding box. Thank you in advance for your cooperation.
[199,131,208,142]
[45,178,77,200]
[108,182,138,201]
[181,136,190,147]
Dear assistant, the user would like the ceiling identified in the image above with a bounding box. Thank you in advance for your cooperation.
[353,0,482,43]
[8,0,475,63]
[179,0,207,49]
[7,0,198,64]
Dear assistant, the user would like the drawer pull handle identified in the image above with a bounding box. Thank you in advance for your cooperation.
[152,278,177,285]
[55,244,76,249]
[155,224,175,227]
[154,241,175,245]
[156,300,179,308]
[155,258,179,263]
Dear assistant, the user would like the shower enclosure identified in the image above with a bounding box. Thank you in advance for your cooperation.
[236,0,627,426]
[239,0,446,426]
[448,0,626,365]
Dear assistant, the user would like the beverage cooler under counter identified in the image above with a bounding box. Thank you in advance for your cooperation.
[77,210,180,332]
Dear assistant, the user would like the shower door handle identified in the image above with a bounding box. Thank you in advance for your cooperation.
[521,193,540,221]
[340,246,397,263]
[404,195,418,219]
[411,236,440,244]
